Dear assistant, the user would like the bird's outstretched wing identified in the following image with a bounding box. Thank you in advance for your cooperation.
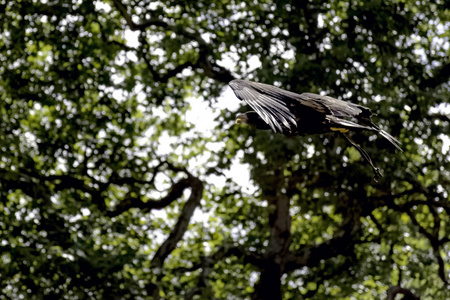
[299,93,369,119]
[228,80,298,133]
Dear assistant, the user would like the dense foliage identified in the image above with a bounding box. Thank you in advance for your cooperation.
[1,0,449,299]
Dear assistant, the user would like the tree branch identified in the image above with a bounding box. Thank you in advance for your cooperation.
[429,112,450,123]
[107,178,191,217]
[302,258,354,299]
[174,244,266,274]
[111,0,173,31]
[435,246,449,286]
[386,286,420,300]
[111,0,206,45]
[140,48,195,83]
[144,173,204,299]
[285,215,361,272]
[111,0,235,83]
[420,61,450,89]
[393,202,449,286]
[197,59,235,83]
[151,175,204,267]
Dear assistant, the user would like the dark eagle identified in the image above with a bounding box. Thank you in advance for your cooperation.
[229,79,402,180]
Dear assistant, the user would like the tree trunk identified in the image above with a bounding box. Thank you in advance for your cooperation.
[253,260,283,300]
[253,193,291,300]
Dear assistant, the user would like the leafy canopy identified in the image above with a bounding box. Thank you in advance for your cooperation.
[0,0,449,299]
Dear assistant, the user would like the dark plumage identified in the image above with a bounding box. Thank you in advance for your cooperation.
[229,79,402,180]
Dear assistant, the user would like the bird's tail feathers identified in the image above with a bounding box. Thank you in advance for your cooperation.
[326,116,375,131]
[365,119,402,152]
[379,130,403,152]
[328,116,402,151]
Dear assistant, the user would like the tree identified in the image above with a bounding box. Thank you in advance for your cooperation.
[1,0,449,299]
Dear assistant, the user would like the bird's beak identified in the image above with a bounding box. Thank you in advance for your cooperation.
[235,113,248,124]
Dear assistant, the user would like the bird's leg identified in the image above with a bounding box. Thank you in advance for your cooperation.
[340,133,382,181]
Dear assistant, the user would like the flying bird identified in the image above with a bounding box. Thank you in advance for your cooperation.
[229,79,402,180]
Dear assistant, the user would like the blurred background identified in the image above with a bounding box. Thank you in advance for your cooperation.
[1,0,449,299]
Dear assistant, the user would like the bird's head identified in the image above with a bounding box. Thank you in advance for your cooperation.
[235,112,271,130]
[235,113,249,125]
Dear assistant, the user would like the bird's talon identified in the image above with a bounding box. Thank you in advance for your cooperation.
[373,168,382,182]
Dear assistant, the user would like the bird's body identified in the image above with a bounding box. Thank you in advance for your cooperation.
[229,79,402,180]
